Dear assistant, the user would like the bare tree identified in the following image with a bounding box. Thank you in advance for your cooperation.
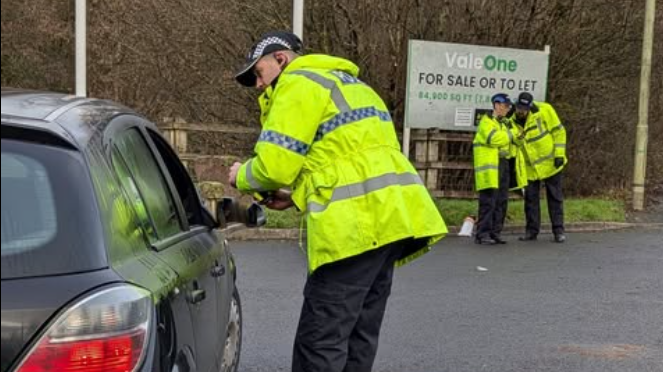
[1,0,661,199]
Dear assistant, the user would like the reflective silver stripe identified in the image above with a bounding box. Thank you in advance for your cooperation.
[308,203,326,213]
[290,70,351,113]
[536,118,543,133]
[474,165,499,172]
[527,130,550,143]
[555,144,566,148]
[307,172,423,213]
[499,150,510,158]
[486,129,497,145]
[507,128,514,142]
[473,143,488,148]
[245,159,265,191]
[316,107,391,141]
[259,130,310,155]
[533,152,555,165]
[551,124,565,132]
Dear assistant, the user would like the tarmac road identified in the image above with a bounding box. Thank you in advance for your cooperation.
[232,229,663,372]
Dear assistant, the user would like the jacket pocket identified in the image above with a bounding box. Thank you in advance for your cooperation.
[293,167,338,213]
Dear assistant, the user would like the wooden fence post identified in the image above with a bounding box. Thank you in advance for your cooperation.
[415,129,428,183]
[426,130,439,190]
[162,118,189,168]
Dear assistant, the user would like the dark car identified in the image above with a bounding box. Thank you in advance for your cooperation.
[1,89,260,372]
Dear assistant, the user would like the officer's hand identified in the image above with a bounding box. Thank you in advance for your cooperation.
[262,189,294,211]
[228,162,242,188]
[554,157,564,169]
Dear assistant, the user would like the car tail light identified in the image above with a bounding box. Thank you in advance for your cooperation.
[16,285,153,372]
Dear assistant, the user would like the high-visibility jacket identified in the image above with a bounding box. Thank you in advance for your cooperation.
[235,54,447,273]
[511,102,567,181]
[473,114,527,191]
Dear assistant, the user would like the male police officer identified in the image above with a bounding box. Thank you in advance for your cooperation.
[228,31,447,372]
[512,92,567,243]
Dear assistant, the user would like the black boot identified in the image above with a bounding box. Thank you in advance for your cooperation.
[475,237,497,245]
[492,236,507,244]
[518,233,537,241]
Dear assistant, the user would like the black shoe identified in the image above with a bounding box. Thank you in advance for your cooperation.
[492,236,507,244]
[554,234,566,243]
[475,237,497,245]
[518,234,537,241]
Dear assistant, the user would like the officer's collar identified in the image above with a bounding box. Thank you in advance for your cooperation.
[270,73,281,89]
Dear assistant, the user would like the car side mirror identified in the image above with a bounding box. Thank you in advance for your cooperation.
[216,197,266,228]
[247,202,266,228]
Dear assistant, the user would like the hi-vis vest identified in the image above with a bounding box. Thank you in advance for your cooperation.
[512,102,567,181]
[473,114,527,191]
[236,54,447,273]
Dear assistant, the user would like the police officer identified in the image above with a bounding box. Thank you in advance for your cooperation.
[228,31,447,372]
[512,92,567,243]
[473,93,524,245]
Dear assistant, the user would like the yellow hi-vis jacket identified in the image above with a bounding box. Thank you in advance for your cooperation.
[512,102,567,181]
[473,114,527,191]
[235,54,447,273]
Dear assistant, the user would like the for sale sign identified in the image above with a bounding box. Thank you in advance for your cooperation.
[404,40,549,130]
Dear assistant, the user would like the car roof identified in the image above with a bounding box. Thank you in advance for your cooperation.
[1,88,137,148]
[1,89,89,120]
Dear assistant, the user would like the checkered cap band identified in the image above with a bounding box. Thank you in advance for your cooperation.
[251,37,292,59]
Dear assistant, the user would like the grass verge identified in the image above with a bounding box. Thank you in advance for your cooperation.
[264,198,626,229]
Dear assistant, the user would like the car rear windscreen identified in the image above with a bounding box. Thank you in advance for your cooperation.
[1,138,106,279]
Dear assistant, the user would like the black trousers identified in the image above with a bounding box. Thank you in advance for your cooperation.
[476,158,510,239]
[292,239,409,372]
[524,171,565,236]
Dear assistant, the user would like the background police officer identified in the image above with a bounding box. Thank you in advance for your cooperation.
[473,93,521,245]
[512,92,567,243]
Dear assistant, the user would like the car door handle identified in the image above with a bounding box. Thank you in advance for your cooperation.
[211,265,225,278]
[188,289,206,304]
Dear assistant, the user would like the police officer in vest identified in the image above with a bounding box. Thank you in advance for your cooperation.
[473,93,524,245]
[228,31,447,372]
[512,92,567,243]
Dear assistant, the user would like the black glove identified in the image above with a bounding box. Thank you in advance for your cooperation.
[554,157,564,168]
[506,105,515,119]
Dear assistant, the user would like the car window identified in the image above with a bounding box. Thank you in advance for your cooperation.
[147,129,206,227]
[111,149,157,243]
[1,153,57,253]
[114,128,183,242]
[1,138,105,279]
